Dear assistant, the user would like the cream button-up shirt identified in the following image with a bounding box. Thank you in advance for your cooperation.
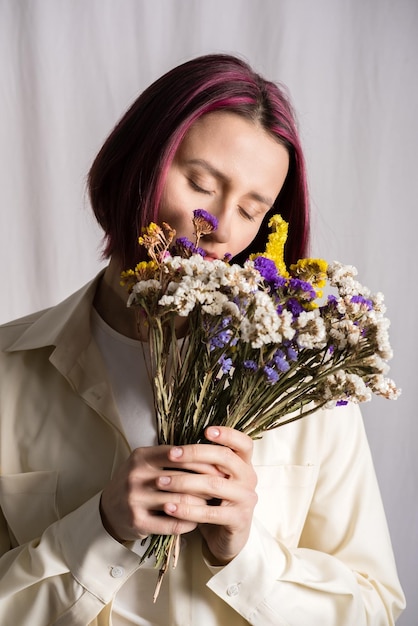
[0,275,405,625]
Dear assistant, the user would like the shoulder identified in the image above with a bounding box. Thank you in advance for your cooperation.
[252,402,366,467]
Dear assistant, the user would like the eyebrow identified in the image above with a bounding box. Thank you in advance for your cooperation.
[186,158,275,208]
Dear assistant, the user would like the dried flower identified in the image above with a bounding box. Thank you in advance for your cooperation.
[122,212,400,600]
[192,209,219,246]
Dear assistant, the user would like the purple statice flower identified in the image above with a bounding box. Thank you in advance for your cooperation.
[210,330,233,350]
[285,344,298,361]
[322,295,338,313]
[253,256,287,289]
[288,278,316,301]
[244,360,258,372]
[193,209,219,232]
[263,365,280,384]
[351,295,373,310]
[336,399,349,406]
[172,237,206,258]
[218,354,233,374]
[223,252,233,262]
[272,350,290,373]
[286,297,304,318]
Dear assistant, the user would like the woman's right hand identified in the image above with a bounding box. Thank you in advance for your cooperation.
[99,445,211,543]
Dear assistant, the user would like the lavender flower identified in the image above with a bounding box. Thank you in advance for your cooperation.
[285,344,298,361]
[210,330,233,350]
[263,365,280,384]
[253,256,287,289]
[288,278,316,301]
[273,350,290,373]
[192,209,219,242]
[286,297,304,318]
[351,295,373,310]
[172,237,206,258]
[219,354,233,374]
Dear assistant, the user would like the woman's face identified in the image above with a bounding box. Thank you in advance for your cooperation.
[159,111,289,260]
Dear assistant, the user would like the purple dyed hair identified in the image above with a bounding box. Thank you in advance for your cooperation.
[88,54,310,269]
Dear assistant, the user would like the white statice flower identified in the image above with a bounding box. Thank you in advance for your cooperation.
[363,354,390,376]
[322,370,372,405]
[328,261,369,298]
[371,291,387,315]
[329,318,361,349]
[158,275,209,315]
[343,298,372,324]
[374,318,393,360]
[127,279,161,306]
[240,292,294,348]
[368,375,401,400]
[295,310,327,349]
[163,255,211,281]
[221,301,241,319]
[212,261,261,296]
[199,290,230,315]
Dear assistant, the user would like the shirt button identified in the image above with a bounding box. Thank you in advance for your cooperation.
[226,583,240,597]
[110,565,125,578]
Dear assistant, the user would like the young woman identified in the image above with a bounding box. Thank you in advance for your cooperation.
[0,54,405,625]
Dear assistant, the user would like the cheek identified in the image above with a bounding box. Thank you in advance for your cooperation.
[237,221,265,249]
[158,196,194,237]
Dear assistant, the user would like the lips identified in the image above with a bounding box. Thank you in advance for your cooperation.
[202,250,219,261]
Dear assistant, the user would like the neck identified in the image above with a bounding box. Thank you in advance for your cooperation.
[94,258,146,340]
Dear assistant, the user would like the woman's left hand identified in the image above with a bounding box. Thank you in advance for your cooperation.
[156,426,258,564]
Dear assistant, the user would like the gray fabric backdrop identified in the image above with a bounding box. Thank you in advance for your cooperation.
[1,1,416,623]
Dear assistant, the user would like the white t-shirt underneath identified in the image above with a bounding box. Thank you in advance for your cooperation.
[91,308,169,625]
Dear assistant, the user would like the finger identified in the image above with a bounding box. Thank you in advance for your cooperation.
[167,440,254,481]
[128,492,207,538]
[162,496,256,527]
[157,472,252,505]
[205,426,254,462]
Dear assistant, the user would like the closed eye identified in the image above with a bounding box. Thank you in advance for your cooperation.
[189,179,212,194]
[238,206,256,222]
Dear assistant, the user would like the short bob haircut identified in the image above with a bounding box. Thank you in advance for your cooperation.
[88,54,309,269]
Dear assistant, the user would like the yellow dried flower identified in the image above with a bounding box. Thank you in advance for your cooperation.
[138,223,164,247]
[290,258,328,289]
[251,214,289,277]
[121,261,159,290]
[134,260,159,280]
[138,222,176,264]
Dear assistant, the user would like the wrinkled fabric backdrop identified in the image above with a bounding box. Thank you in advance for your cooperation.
[0,1,416,623]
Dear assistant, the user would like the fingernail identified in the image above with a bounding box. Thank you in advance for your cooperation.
[159,476,171,485]
[170,447,183,458]
[207,427,220,438]
[166,503,177,513]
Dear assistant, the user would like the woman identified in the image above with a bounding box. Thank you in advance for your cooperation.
[0,54,405,625]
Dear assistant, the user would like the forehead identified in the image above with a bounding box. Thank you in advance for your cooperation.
[175,111,289,196]
[180,111,277,151]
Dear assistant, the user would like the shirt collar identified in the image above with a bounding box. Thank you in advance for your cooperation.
[4,272,104,354]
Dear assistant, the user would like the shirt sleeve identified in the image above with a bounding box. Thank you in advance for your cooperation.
[0,492,141,625]
[206,407,406,626]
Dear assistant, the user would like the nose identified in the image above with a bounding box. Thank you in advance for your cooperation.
[206,202,233,244]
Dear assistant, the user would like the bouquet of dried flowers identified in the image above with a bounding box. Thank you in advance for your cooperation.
[121,210,400,600]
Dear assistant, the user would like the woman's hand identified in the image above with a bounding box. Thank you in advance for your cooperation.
[156,427,258,565]
[100,445,212,542]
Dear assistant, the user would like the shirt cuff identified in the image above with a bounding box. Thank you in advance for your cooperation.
[206,518,287,620]
[56,492,141,604]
